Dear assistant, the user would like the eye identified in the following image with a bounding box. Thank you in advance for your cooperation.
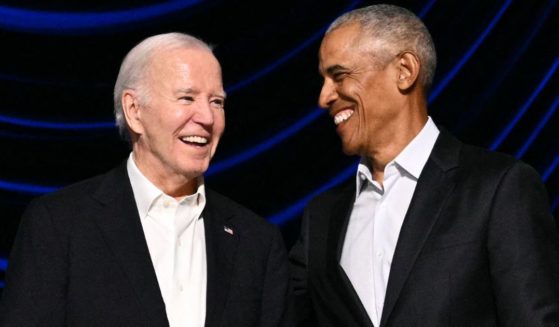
[179,96,194,104]
[211,98,225,110]
[332,72,347,82]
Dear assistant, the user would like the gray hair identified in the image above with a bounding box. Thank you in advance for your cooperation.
[326,4,437,92]
[113,32,214,140]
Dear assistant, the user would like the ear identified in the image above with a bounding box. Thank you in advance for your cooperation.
[121,89,144,135]
[396,51,420,92]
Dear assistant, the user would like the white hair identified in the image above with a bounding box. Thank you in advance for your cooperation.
[113,32,214,140]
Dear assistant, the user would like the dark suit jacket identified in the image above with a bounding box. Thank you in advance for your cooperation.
[0,162,292,327]
[289,130,559,326]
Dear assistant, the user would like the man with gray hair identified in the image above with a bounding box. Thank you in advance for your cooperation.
[289,4,559,326]
[1,32,292,327]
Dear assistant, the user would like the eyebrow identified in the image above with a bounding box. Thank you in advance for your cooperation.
[175,88,226,99]
[175,88,197,95]
[324,64,347,76]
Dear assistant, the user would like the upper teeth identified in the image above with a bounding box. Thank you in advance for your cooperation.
[181,136,208,144]
[334,110,354,125]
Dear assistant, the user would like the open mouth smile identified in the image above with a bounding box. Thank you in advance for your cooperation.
[180,135,209,146]
[333,109,354,125]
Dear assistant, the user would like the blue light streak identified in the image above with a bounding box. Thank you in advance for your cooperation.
[0,257,8,271]
[207,108,324,176]
[268,160,358,225]
[418,0,437,18]
[0,71,111,88]
[0,180,60,194]
[516,93,559,158]
[0,0,202,34]
[543,152,559,182]
[490,56,559,151]
[0,115,115,130]
[454,0,556,133]
[429,0,512,103]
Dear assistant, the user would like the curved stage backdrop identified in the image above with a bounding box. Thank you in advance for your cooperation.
[1,0,558,290]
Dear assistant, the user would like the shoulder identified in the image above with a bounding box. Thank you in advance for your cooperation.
[30,165,122,206]
[14,168,122,242]
[22,165,125,224]
[435,130,541,185]
[34,173,106,204]
[458,141,540,183]
[460,142,515,167]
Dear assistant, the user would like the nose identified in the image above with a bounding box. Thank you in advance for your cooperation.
[192,101,215,126]
[318,79,337,109]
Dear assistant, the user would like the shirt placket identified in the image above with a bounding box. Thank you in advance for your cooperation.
[371,163,398,323]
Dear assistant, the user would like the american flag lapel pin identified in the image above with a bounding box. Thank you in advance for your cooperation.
[224,226,234,235]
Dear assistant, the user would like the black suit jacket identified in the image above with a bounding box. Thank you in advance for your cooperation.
[0,162,292,327]
[289,130,559,326]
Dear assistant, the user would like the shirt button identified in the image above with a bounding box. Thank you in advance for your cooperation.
[376,251,383,258]
[163,200,170,208]
[179,285,184,292]
[178,240,182,247]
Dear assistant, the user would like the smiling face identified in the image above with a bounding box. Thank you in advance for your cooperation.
[318,22,404,157]
[124,46,225,195]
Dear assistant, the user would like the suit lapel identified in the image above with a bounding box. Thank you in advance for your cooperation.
[330,181,355,262]
[203,190,238,327]
[326,181,375,327]
[91,163,169,326]
[380,131,460,327]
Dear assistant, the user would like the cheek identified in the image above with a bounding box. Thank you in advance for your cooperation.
[347,84,369,121]
[141,113,167,141]
[341,80,367,104]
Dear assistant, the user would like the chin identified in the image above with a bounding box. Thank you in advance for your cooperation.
[189,166,209,177]
[341,142,359,157]
[179,163,209,179]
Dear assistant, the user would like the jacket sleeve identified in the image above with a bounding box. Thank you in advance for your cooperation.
[487,161,559,326]
[259,226,295,327]
[288,208,316,327]
[0,198,68,326]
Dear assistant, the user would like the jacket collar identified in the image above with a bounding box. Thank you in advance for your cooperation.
[202,189,239,327]
[91,162,170,326]
[380,130,461,327]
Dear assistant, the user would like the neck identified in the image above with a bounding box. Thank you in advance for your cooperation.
[132,150,198,199]
[366,101,428,184]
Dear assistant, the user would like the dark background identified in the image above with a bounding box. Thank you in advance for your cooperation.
[1,0,558,291]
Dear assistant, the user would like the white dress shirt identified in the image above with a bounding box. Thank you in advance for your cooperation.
[340,117,439,326]
[127,153,207,327]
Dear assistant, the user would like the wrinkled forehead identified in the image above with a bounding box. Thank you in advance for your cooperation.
[137,48,226,98]
[322,23,362,47]
[318,25,368,67]
[319,23,393,73]
[145,47,223,91]
[319,23,370,57]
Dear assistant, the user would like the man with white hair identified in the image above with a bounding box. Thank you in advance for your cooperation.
[1,32,292,327]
